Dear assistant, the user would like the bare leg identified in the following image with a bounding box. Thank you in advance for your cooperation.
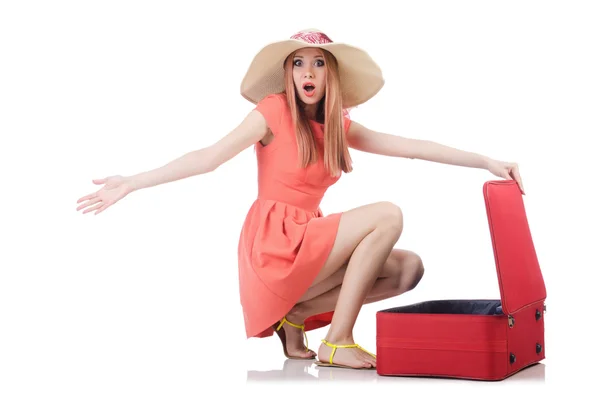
[290,201,405,368]
[300,249,424,309]
[298,249,424,304]
[277,249,424,359]
[320,203,404,368]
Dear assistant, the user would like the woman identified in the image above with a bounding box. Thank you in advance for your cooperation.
[76,29,525,370]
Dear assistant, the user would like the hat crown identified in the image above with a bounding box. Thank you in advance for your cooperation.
[241,29,384,108]
[290,29,333,45]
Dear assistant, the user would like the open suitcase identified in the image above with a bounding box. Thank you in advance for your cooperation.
[376,180,547,380]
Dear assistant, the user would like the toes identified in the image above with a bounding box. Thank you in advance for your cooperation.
[303,350,316,358]
[295,348,316,359]
[360,352,376,368]
[367,356,377,368]
[363,357,375,368]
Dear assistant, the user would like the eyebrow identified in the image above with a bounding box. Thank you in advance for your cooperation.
[294,55,324,58]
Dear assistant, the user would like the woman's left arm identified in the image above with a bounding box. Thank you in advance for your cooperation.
[347,121,525,194]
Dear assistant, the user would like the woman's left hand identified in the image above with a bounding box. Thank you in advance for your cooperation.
[485,158,525,194]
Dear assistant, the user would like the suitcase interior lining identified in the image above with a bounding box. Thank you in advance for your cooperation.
[379,299,503,315]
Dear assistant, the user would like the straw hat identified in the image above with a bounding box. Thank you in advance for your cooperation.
[240,29,384,109]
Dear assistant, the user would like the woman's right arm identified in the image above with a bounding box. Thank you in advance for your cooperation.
[126,110,268,192]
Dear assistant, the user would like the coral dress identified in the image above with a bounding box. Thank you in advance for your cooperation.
[238,92,352,338]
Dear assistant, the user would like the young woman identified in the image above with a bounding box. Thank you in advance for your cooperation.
[76,29,525,370]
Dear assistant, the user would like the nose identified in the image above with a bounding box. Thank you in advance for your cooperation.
[304,68,314,79]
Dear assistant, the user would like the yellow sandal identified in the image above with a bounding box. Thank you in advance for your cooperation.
[315,339,377,369]
[273,317,316,360]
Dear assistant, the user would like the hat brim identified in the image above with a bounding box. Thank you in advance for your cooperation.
[240,39,384,109]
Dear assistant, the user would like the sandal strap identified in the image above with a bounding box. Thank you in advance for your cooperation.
[321,339,377,364]
[277,316,309,352]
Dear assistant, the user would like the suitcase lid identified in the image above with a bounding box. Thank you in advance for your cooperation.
[483,180,546,314]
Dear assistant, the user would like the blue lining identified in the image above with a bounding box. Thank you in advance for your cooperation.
[380,299,503,315]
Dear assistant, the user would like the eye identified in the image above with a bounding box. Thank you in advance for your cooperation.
[315,59,325,67]
[293,59,302,67]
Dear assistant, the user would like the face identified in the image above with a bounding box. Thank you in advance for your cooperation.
[292,48,326,105]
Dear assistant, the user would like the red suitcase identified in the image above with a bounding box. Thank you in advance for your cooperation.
[376,180,547,380]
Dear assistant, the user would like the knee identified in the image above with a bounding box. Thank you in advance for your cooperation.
[378,201,404,234]
[394,251,424,292]
[407,253,425,290]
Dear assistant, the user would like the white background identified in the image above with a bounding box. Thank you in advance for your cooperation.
[1,0,599,395]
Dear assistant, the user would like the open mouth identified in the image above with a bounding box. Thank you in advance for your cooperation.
[302,82,316,97]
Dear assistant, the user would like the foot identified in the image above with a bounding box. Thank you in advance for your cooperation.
[275,310,316,359]
[317,337,376,369]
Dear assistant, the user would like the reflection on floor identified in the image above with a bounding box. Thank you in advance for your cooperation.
[247,358,546,383]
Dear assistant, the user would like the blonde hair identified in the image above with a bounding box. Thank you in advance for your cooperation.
[283,49,353,177]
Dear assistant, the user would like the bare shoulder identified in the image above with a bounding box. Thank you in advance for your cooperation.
[346,119,377,148]
[207,108,270,167]
[228,109,270,144]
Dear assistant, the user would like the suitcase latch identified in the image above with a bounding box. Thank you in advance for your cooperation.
[508,315,515,328]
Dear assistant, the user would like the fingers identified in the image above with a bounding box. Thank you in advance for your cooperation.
[76,196,101,211]
[77,177,119,215]
[76,195,106,214]
[494,161,525,195]
[82,201,103,214]
[77,197,111,215]
[94,203,110,215]
[77,192,96,204]
[504,163,525,195]
[511,165,525,195]
[77,181,105,203]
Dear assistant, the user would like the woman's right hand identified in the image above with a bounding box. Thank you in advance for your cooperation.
[76,175,134,215]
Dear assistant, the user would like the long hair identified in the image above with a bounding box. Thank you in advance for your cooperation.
[283,49,353,177]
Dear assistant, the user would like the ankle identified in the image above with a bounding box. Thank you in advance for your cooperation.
[323,330,354,345]
[285,304,306,325]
